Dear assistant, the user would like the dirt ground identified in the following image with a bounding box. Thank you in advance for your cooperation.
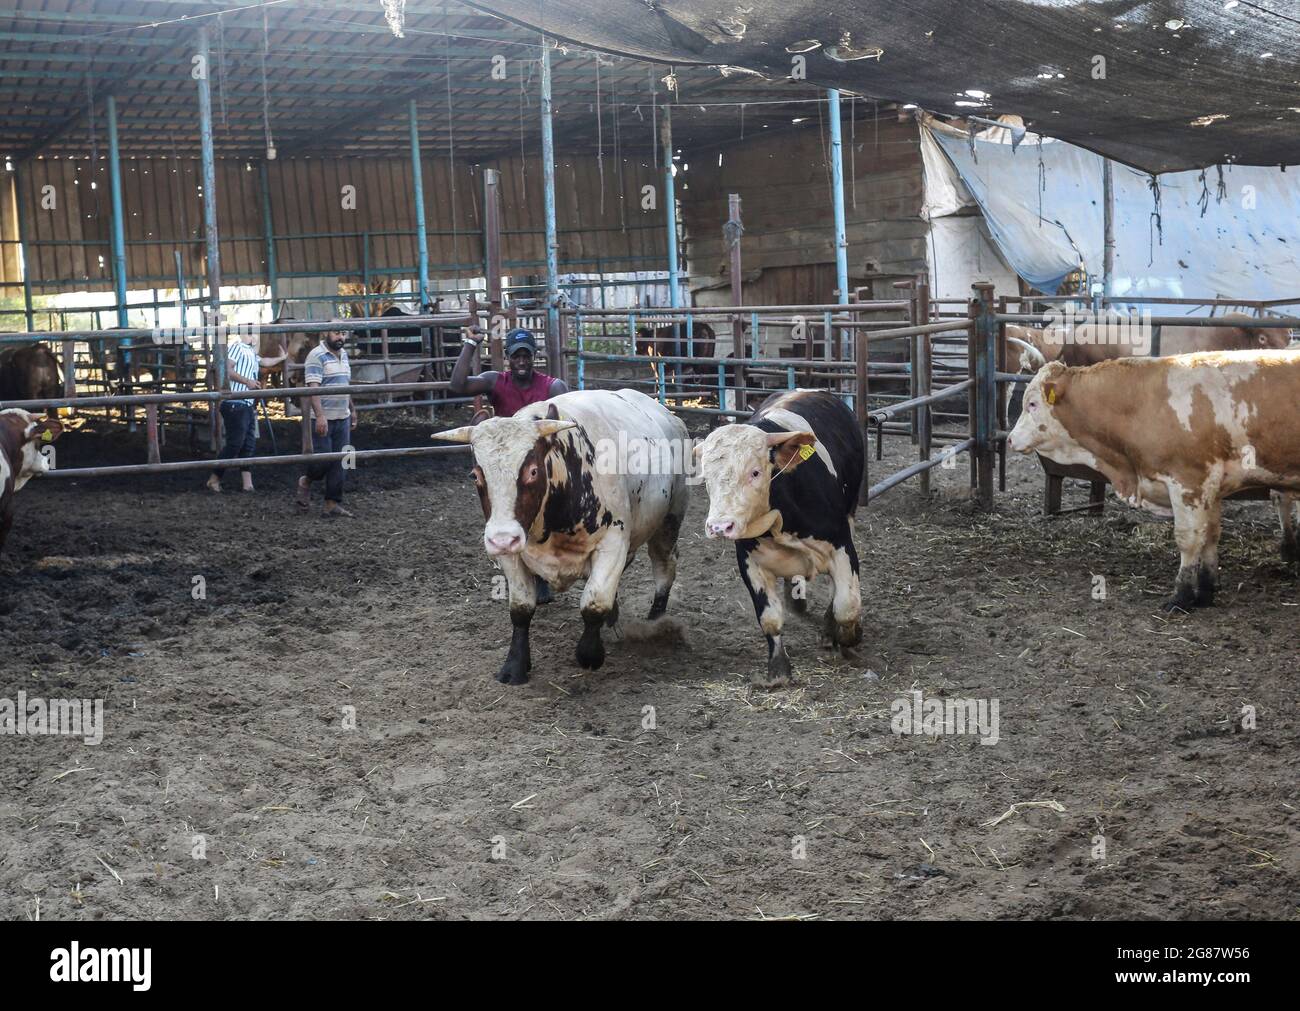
[1,407,1296,921]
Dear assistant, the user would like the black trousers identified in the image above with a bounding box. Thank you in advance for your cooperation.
[211,401,256,477]
[305,416,352,503]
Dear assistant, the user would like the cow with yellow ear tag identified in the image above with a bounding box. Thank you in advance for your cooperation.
[433,388,689,685]
[1,409,63,556]
[694,389,865,688]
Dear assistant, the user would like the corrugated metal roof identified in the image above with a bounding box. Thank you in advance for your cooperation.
[1,0,828,159]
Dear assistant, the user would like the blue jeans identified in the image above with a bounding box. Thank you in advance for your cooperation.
[212,401,256,476]
[306,416,351,503]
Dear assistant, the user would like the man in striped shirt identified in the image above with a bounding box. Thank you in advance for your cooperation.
[207,328,286,493]
[296,327,358,518]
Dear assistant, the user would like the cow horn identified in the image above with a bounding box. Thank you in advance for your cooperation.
[431,426,474,444]
[1006,336,1047,371]
[535,419,578,437]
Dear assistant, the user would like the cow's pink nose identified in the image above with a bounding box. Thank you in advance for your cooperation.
[486,533,523,554]
[707,518,737,539]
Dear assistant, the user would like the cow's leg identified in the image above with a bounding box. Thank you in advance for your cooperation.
[738,543,791,688]
[1276,492,1299,564]
[0,504,13,557]
[1197,501,1223,606]
[823,536,863,648]
[1164,490,1215,611]
[495,554,537,685]
[645,510,683,620]
[576,538,628,670]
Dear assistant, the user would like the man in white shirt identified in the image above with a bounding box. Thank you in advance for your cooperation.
[207,329,286,493]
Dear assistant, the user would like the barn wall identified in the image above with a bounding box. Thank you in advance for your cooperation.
[0,153,664,296]
[680,115,928,306]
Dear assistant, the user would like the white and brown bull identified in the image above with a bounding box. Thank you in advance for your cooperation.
[1,408,63,556]
[1007,351,1300,610]
[694,389,865,687]
[433,388,689,684]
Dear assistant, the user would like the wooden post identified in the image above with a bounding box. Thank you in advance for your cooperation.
[995,293,1009,493]
[855,329,869,502]
[62,339,75,400]
[915,276,933,496]
[380,327,393,404]
[970,282,997,510]
[145,403,161,464]
[301,396,313,456]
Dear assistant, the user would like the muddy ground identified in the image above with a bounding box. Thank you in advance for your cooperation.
[1,407,1296,921]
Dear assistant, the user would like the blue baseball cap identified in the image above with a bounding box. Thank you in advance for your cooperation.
[505,329,537,355]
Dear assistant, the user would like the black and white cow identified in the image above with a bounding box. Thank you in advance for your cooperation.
[695,389,864,687]
[1,408,62,556]
[433,388,689,684]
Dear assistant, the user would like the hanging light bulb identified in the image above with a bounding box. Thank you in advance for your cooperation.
[266,145,277,160]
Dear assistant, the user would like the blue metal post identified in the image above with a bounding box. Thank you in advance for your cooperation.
[259,159,278,308]
[12,162,34,331]
[827,90,852,408]
[106,95,129,330]
[196,24,224,453]
[409,100,430,308]
[827,89,849,310]
[660,107,680,309]
[540,41,560,363]
[197,27,221,323]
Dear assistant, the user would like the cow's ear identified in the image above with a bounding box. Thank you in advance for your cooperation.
[767,430,817,471]
[1042,381,1062,406]
[29,418,62,444]
[546,402,560,421]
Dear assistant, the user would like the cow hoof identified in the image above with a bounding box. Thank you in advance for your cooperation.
[836,620,862,649]
[753,651,792,689]
[495,657,531,685]
[646,591,669,621]
[575,639,606,670]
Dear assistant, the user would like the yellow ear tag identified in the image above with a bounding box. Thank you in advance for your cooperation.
[798,443,815,461]
[1046,388,1056,405]
[41,429,54,443]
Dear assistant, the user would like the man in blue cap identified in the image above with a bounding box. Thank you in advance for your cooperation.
[449,325,568,603]
[449,326,567,419]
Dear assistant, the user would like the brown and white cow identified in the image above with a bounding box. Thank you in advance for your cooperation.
[1006,314,1288,373]
[1,409,62,556]
[1007,351,1300,610]
[258,329,312,388]
[433,388,689,684]
[695,389,865,687]
[0,342,62,406]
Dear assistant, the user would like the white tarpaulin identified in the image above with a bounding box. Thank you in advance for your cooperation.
[925,122,1300,309]
[920,124,1021,302]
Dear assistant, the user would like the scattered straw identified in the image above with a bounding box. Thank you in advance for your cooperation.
[982,800,1066,828]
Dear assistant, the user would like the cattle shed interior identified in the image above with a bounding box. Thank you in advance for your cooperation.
[4,1,1300,934]
[0,0,933,326]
